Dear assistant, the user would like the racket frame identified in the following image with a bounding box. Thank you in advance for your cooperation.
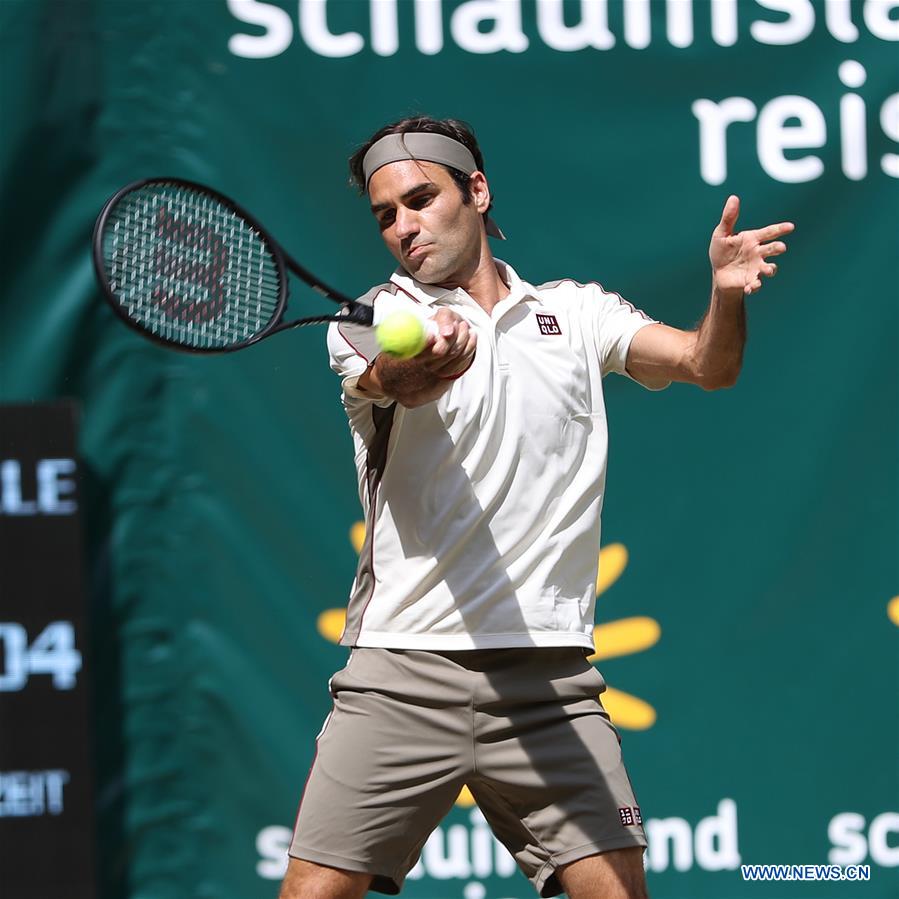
[92,176,372,354]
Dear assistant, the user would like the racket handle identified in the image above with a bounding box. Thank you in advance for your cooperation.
[340,302,375,326]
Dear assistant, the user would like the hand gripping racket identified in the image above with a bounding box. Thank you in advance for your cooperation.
[92,177,374,353]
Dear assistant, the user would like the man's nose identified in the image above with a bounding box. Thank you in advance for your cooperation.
[394,207,418,239]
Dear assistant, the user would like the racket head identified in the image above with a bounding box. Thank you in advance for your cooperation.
[92,177,289,353]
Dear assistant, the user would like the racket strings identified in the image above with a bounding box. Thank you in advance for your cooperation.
[102,183,281,349]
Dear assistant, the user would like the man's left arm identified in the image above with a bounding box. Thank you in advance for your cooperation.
[625,195,795,391]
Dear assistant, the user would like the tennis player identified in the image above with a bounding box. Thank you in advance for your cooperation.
[279,116,793,899]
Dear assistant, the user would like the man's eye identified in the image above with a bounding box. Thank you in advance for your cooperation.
[411,195,432,208]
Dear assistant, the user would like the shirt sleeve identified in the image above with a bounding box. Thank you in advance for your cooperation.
[326,285,427,404]
[326,321,390,403]
[588,283,671,391]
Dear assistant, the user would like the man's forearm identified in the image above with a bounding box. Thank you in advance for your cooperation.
[356,308,476,406]
[690,283,746,389]
[376,354,453,407]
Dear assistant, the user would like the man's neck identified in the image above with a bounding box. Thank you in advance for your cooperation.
[436,243,510,315]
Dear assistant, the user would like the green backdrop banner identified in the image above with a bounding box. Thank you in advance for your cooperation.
[1,1,896,897]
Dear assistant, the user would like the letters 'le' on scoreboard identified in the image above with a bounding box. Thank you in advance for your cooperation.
[0,403,97,898]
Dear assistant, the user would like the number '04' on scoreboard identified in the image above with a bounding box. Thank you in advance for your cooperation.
[0,622,82,691]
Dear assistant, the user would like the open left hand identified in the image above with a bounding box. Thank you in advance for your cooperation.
[709,195,794,296]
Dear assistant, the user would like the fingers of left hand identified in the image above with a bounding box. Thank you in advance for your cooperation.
[744,279,763,295]
[759,240,787,258]
[716,195,740,234]
[755,221,794,242]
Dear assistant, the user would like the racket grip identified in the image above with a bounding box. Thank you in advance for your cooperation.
[342,302,375,326]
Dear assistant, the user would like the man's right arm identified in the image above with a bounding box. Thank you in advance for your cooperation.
[357,308,476,408]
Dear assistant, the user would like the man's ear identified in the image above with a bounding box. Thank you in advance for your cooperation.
[470,171,491,214]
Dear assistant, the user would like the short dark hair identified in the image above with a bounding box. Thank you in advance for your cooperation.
[348,115,494,218]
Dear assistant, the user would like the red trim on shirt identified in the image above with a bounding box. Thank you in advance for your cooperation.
[393,284,424,305]
[337,328,368,364]
[337,295,379,363]
[542,278,653,321]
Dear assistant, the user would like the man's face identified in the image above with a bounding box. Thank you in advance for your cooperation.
[368,160,485,285]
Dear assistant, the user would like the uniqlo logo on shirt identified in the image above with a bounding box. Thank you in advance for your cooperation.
[633,806,642,825]
[536,313,561,335]
[619,807,635,826]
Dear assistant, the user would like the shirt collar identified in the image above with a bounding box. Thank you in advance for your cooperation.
[389,258,533,307]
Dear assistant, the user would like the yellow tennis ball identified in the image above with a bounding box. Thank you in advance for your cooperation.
[376,311,427,359]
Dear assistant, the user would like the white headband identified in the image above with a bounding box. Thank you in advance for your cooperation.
[362,132,506,239]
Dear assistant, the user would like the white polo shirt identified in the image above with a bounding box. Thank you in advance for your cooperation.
[327,259,667,651]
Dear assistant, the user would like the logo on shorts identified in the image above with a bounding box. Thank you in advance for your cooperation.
[619,806,642,826]
[536,313,561,335]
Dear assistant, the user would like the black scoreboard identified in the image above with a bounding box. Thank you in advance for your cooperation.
[0,403,96,898]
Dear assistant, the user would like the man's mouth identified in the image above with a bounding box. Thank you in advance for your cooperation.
[407,243,431,259]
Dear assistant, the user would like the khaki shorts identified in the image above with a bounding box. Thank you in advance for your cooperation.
[289,647,647,897]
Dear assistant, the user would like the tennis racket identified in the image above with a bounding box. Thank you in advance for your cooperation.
[92,177,374,353]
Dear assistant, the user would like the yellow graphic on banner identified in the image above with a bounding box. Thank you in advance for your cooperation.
[888,596,899,626]
[317,525,662,808]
